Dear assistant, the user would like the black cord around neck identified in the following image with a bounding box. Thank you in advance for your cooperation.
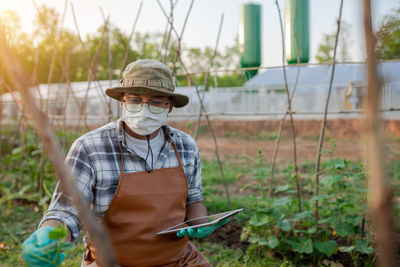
[144,135,153,173]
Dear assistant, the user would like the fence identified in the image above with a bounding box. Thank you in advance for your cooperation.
[2,70,400,126]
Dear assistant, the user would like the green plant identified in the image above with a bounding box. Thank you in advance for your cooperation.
[47,225,74,266]
[0,127,80,213]
[242,150,374,265]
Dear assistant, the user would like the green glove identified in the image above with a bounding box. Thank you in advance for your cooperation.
[177,219,228,239]
[22,226,67,267]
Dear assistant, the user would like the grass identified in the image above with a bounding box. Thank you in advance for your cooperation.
[202,158,251,186]
[223,130,286,142]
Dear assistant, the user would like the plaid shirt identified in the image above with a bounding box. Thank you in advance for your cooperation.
[39,119,203,242]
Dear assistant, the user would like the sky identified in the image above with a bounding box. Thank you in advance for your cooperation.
[0,0,399,68]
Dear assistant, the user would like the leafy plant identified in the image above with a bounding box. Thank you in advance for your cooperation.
[241,147,374,265]
[48,225,74,267]
[0,127,80,212]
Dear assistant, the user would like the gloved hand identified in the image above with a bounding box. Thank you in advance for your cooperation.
[177,219,228,239]
[22,226,66,267]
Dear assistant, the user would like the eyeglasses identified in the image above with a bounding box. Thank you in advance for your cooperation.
[123,97,170,114]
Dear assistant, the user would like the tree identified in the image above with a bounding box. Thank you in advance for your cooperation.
[0,3,244,88]
[315,21,352,63]
[376,8,400,60]
[0,10,23,47]
[177,36,243,87]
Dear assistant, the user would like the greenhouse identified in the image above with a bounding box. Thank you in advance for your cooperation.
[2,61,400,125]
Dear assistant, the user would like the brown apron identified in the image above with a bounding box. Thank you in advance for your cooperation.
[82,140,210,267]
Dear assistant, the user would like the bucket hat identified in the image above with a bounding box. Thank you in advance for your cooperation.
[105,59,189,108]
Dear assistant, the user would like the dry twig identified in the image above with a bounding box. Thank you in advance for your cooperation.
[194,14,224,141]
[0,25,118,267]
[71,3,110,130]
[268,0,301,212]
[157,1,232,208]
[118,1,143,77]
[314,0,344,223]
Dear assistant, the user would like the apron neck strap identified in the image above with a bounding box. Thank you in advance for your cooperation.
[119,137,183,175]
[171,141,183,167]
[119,141,125,176]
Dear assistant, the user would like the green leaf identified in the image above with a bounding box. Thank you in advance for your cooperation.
[311,194,330,201]
[18,184,32,195]
[293,211,314,221]
[313,240,338,257]
[286,237,313,254]
[333,160,346,170]
[277,219,291,232]
[320,175,344,186]
[307,227,318,234]
[321,149,331,155]
[248,235,260,244]
[355,239,373,254]
[271,197,292,208]
[260,235,280,249]
[318,216,335,225]
[38,195,50,206]
[339,246,355,253]
[274,184,290,193]
[11,147,22,155]
[345,214,364,226]
[49,225,67,240]
[286,189,298,194]
[249,214,270,227]
[335,223,355,237]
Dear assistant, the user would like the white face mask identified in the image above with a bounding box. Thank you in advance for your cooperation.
[122,103,169,136]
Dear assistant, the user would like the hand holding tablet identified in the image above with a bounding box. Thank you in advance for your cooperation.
[176,219,229,239]
[156,208,243,235]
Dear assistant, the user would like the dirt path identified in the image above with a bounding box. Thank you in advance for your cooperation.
[197,136,377,163]
[169,119,400,164]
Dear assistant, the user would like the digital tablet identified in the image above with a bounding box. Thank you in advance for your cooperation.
[156,208,243,235]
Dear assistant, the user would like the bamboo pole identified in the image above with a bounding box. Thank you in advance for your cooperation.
[288,0,301,211]
[314,0,344,224]
[180,59,232,209]
[32,41,44,198]
[70,4,110,131]
[363,0,397,266]
[32,0,69,126]
[100,7,114,123]
[0,26,118,267]
[157,1,232,209]
[118,1,143,77]
[157,0,195,73]
[194,14,224,141]
[268,0,302,212]
[160,0,174,64]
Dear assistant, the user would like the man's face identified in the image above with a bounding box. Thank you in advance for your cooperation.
[121,93,174,113]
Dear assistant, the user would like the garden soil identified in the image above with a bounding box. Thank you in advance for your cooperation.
[169,119,400,163]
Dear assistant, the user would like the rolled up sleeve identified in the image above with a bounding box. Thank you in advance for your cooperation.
[186,146,203,204]
[39,139,95,242]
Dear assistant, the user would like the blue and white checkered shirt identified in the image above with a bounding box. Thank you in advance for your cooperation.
[39,119,203,242]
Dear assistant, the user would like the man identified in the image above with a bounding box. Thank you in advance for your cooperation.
[22,59,226,266]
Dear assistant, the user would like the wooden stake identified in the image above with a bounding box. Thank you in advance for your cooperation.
[363,0,397,266]
[314,0,343,224]
[0,25,118,267]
